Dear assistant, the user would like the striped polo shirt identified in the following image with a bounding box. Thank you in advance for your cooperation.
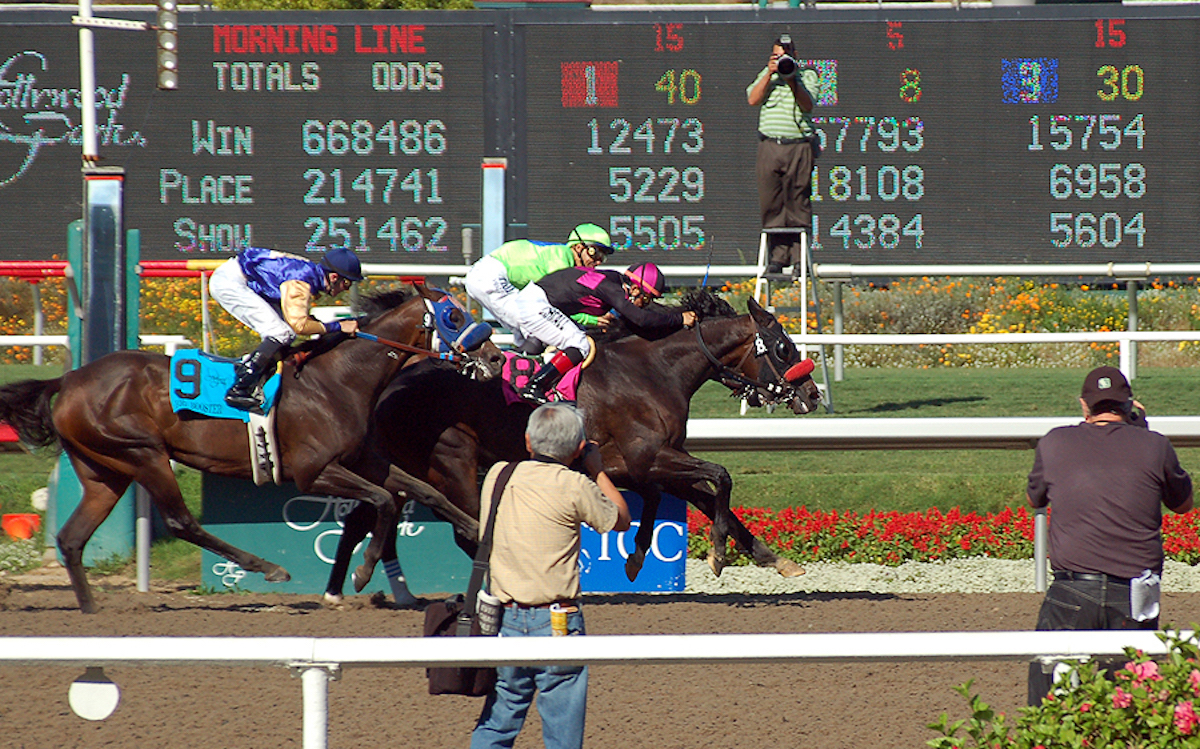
[748,66,818,139]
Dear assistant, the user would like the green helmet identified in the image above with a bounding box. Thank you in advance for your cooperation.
[566,223,614,255]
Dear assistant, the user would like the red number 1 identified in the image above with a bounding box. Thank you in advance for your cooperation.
[1094,19,1126,48]
[654,23,683,52]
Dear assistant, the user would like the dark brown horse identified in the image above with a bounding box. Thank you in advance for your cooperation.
[0,285,504,613]
[581,291,821,580]
[323,359,528,604]
[323,290,821,602]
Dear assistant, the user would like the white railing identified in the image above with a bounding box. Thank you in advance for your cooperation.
[0,335,192,357]
[0,630,1180,749]
[684,415,1200,451]
[791,330,1200,381]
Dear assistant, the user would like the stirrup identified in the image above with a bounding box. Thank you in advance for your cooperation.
[225,388,264,413]
[517,385,551,406]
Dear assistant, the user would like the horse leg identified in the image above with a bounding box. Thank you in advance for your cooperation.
[624,486,662,582]
[134,456,291,583]
[306,462,398,593]
[648,449,804,578]
[57,460,131,614]
[378,516,416,606]
[323,500,375,606]
[383,464,479,549]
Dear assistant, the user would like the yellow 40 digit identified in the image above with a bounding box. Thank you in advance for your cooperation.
[1097,64,1144,102]
[655,70,702,104]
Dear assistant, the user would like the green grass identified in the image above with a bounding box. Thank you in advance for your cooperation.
[690,366,1200,514]
[2,364,1197,579]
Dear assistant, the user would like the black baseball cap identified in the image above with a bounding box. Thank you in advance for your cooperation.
[1081,366,1132,410]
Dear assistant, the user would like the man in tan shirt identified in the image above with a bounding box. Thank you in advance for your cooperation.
[471,402,630,749]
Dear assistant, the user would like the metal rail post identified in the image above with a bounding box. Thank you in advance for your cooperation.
[31,283,43,366]
[1034,506,1048,593]
[200,272,211,353]
[1126,279,1138,380]
[832,280,843,382]
[296,664,340,749]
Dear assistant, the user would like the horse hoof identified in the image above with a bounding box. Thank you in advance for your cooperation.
[706,550,726,578]
[322,593,348,611]
[353,565,374,593]
[394,592,418,607]
[624,550,646,582]
[265,567,291,583]
[774,559,806,578]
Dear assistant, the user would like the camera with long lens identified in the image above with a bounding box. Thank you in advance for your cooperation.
[775,54,798,78]
[775,33,797,78]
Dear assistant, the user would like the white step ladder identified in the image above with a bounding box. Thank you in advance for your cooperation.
[751,226,834,414]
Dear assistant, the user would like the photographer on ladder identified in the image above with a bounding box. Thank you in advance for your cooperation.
[747,33,820,280]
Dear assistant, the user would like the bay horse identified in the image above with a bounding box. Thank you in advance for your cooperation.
[0,285,504,613]
[323,289,821,602]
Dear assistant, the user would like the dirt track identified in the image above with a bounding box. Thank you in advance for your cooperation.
[5,566,1200,749]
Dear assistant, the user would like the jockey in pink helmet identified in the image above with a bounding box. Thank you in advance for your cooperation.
[512,261,696,404]
[623,262,667,305]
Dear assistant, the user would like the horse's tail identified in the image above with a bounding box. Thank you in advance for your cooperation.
[0,377,63,450]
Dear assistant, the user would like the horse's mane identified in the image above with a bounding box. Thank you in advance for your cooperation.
[590,288,736,343]
[353,286,419,325]
[288,286,419,361]
[679,288,737,319]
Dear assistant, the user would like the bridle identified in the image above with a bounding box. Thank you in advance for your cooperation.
[290,299,476,374]
[355,330,463,363]
[693,317,808,405]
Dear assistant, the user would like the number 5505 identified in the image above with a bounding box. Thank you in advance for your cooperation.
[610,215,705,251]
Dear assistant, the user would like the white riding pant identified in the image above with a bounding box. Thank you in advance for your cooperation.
[209,257,297,344]
[512,283,592,358]
[464,255,526,347]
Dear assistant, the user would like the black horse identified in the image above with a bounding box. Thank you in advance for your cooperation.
[0,286,504,613]
[324,289,821,602]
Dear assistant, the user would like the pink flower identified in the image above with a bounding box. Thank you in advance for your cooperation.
[1189,669,1200,696]
[1128,660,1163,685]
[1079,702,1092,712]
[1113,688,1133,708]
[1176,700,1199,734]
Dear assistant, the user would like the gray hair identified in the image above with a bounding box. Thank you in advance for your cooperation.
[526,402,586,462]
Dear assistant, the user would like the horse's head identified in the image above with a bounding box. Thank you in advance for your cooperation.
[356,286,504,381]
[743,298,823,415]
[412,284,505,381]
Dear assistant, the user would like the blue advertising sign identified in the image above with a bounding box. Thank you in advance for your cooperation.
[580,492,687,594]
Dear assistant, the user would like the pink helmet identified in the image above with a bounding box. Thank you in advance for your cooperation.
[624,262,666,298]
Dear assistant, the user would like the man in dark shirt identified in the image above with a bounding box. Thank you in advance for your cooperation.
[1026,365,1193,704]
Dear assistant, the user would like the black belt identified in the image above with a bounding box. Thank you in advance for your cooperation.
[758,132,809,145]
[505,600,578,609]
[1054,570,1132,585]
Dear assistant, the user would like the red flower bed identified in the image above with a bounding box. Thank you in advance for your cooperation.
[688,506,1200,566]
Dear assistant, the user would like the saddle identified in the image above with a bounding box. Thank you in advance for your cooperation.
[168,349,283,486]
[500,336,596,404]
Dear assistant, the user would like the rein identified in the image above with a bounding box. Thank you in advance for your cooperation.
[692,321,794,401]
[354,330,463,363]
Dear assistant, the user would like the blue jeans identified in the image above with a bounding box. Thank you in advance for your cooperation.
[1027,578,1157,705]
[470,606,588,749]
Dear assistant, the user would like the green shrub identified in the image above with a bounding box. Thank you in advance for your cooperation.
[929,628,1200,748]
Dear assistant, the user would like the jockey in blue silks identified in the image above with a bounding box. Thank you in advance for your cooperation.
[209,246,363,413]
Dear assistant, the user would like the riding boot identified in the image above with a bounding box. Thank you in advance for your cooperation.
[517,348,584,405]
[225,337,286,413]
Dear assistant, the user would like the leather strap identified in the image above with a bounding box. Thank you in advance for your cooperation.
[457,461,519,636]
